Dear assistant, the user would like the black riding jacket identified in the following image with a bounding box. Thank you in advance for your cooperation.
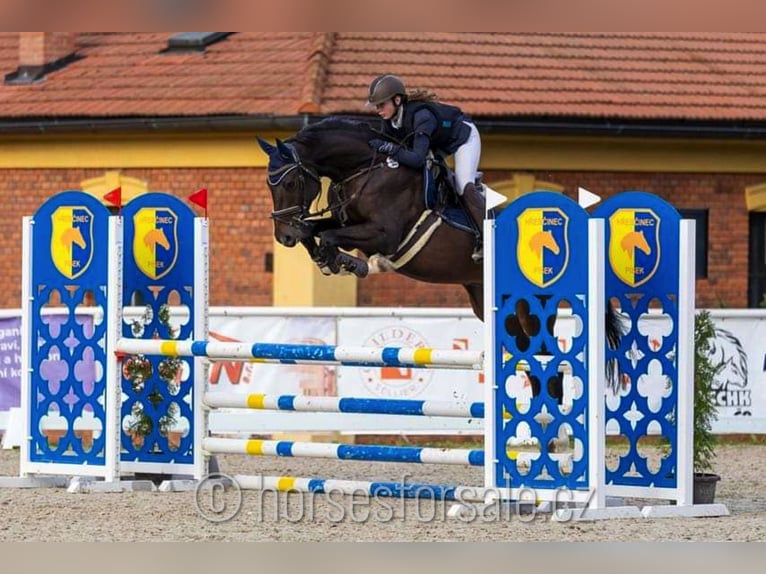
[381,101,471,169]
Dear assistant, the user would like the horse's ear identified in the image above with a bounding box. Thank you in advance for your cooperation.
[256,137,276,156]
[276,139,293,161]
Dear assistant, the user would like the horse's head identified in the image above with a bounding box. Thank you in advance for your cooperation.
[257,137,321,247]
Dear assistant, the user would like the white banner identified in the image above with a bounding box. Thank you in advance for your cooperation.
[336,315,483,400]
[207,315,335,396]
[710,313,766,433]
[2,307,765,435]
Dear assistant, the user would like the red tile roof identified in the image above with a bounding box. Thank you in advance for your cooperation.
[0,32,322,117]
[2,32,766,122]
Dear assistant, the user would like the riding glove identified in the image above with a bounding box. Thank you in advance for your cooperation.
[368,139,400,156]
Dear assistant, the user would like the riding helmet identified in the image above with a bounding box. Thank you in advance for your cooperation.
[368,74,406,105]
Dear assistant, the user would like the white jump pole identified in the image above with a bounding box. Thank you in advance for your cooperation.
[115,339,483,370]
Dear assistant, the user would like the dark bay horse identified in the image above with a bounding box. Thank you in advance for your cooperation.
[257,117,624,385]
[257,117,485,317]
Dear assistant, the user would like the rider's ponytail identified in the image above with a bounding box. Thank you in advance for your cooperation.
[407,89,439,102]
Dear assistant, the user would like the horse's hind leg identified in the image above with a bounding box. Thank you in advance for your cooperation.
[463,283,483,321]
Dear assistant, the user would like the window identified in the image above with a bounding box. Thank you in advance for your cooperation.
[678,208,708,279]
[163,33,233,53]
[748,212,766,307]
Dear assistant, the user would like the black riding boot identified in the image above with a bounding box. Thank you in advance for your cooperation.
[461,182,485,262]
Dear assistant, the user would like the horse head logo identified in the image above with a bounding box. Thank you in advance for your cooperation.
[710,327,749,390]
[50,206,94,279]
[517,207,569,288]
[608,208,660,287]
[132,207,178,279]
[529,230,561,256]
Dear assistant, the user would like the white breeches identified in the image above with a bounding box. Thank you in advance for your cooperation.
[453,121,482,194]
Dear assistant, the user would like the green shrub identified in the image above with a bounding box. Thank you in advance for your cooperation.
[693,310,724,474]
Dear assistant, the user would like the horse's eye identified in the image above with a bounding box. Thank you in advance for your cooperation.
[284,180,296,191]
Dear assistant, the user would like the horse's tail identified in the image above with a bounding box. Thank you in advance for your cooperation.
[605,302,627,393]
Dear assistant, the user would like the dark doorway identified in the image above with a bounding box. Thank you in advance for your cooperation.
[748,212,766,308]
[679,209,709,280]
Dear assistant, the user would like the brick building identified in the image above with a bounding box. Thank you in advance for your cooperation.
[1,32,766,311]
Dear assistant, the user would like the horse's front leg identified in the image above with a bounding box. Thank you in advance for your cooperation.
[317,222,397,278]
[318,222,393,255]
[297,236,342,275]
[310,239,371,278]
[299,236,319,259]
[297,219,344,275]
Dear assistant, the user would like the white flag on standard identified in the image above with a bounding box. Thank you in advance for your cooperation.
[578,186,601,208]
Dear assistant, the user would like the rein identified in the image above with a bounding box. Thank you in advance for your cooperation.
[320,156,386,222]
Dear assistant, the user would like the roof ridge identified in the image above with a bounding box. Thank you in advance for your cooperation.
[298,33,336,114]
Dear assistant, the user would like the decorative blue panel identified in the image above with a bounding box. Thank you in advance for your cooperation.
[492,191,591,491]
[593,191,682,489]
[29,191,111,465]
[120,193,196,465]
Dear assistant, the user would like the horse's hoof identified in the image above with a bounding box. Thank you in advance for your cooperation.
[339,258,369,278]
[351,261,369,278]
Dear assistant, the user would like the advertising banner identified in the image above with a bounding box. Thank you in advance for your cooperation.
[336,315,483,400]
[207,314,335,396]
[2,308,765,435]
[709,313,766,433]
[0,316,21,412]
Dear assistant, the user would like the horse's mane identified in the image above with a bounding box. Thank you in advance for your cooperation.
[291,117,377,148]
[288,117,381,172]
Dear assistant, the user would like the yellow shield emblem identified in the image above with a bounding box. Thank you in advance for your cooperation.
[133,207,179,280]
[517,207,569,288]
[50,206,94,279]
[608,208,661,287]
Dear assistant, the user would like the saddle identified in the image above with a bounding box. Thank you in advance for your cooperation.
[423,155,477,234]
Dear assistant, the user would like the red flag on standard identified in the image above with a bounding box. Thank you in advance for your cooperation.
[103,187,122,207]
[189,188,208,210]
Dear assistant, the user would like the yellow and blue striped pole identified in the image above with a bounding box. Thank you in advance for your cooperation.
[204,393,484,419]
[203,437,484,466]
[233,474,494,501]
[116,339,483,370]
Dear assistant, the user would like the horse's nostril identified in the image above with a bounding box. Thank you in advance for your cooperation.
[276,232,297,247]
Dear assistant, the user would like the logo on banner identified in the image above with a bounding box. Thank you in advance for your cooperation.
[133,208,179,279]
[50,206,94,279]
[609,208,660,287]
[710,327,752,416]
[517,207,569,287]
[360,326,434,398]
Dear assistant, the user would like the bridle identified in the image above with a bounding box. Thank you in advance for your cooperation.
[267,145,322,229]
[267,142,388,228]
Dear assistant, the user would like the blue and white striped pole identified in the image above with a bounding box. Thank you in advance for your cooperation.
[203,438,484,466]
[116,339,482,370]
[204,393,484,419]
[233,474,493,502]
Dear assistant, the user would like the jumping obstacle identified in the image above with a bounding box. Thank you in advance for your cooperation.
[0,187,728,519]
